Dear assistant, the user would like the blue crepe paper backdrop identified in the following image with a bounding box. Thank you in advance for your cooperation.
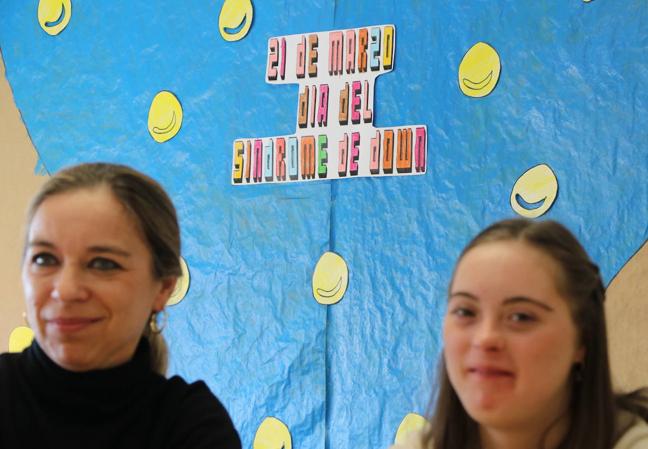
[1,1,647,448]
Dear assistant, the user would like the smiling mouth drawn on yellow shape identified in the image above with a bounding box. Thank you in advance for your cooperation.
[316,277,343,298]
[44,4,66,27]
[515,193,547,210]
[224,15,248,35]
[462,71,493,91]
[152,111,177,135]
[312,251,348,305]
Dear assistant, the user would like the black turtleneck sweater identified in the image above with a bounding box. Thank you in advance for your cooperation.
[0,339,241,449]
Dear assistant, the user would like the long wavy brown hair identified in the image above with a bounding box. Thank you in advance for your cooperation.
[422,218,648,449]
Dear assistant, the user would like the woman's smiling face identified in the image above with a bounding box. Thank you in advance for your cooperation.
[443,240,584,430]
[22,186,174,372]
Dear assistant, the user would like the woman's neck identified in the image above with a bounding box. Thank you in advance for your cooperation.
[479,411,569,449]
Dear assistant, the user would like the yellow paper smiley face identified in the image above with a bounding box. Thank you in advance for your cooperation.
[394,413,427,445]
[166,257,190,306]
[38,0,72,36]
[312,252,349,306]
[219,0,254,42]
[510,164,559,218]
[253,417,292,449]
[148,91,183,143]
[9,326,34,353]
[458,42,501,98]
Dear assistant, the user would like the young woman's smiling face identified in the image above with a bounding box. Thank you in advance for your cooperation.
[22,186,175,372]
[443,240,584,431]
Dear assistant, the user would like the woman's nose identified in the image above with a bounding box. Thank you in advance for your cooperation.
[472,318,504,351]
[51,265,89,302]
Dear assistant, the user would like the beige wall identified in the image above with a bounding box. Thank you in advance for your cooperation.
[0,52,646,392]
[607,241,648,392]
[0,51,47,352]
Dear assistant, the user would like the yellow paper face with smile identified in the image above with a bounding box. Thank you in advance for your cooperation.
[510,164,558,218]
[219,0,254,42]
[9,326,34,353]
[148,91,183,143]
[458,42,501,98]
[166,257,190,306]
[253,417,292,449]
[38,0,72,36]
[394,413,427,444]
[312,252,349,305]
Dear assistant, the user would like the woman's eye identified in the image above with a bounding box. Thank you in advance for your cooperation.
[31,253,58,267]
[509,312,536,323]
[88,258,122,271]
[451,307,475,318]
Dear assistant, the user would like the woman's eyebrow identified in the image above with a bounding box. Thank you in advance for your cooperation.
[26,241,131,257]
[448,291,478,301]
[502,296,554,312]
[449,292,555,312]
[27,240,55,249]
[88,246,132,257]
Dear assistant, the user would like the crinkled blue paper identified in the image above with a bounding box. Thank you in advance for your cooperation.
[1,1,647,448]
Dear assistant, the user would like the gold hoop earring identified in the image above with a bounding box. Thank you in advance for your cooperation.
[149,309,168,334]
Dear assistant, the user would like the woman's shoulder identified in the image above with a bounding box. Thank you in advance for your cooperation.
[0,352,21,395]
[161,376,230,419]
[615,412,648,449]
[154,375,241,449]
[0,351,23,381]
[0,351,20,366]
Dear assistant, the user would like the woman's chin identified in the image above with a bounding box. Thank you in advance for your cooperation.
[463,395,522,428]
[43,342,98,372]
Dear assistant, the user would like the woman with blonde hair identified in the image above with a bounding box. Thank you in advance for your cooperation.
[0,162,241,449]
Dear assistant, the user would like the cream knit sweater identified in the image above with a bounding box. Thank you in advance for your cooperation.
[389,414,648,449]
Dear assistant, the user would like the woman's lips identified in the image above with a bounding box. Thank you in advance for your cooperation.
[46,317,102,333]
[468,366,514,379]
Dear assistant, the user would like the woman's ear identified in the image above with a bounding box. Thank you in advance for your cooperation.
[153,276,178,311]
[574,345,586,364]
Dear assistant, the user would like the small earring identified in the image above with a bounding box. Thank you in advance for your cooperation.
[149,309,168,334]
[22,312,29,327]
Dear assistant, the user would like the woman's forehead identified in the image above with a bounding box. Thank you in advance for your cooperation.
[450,241,567,302]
